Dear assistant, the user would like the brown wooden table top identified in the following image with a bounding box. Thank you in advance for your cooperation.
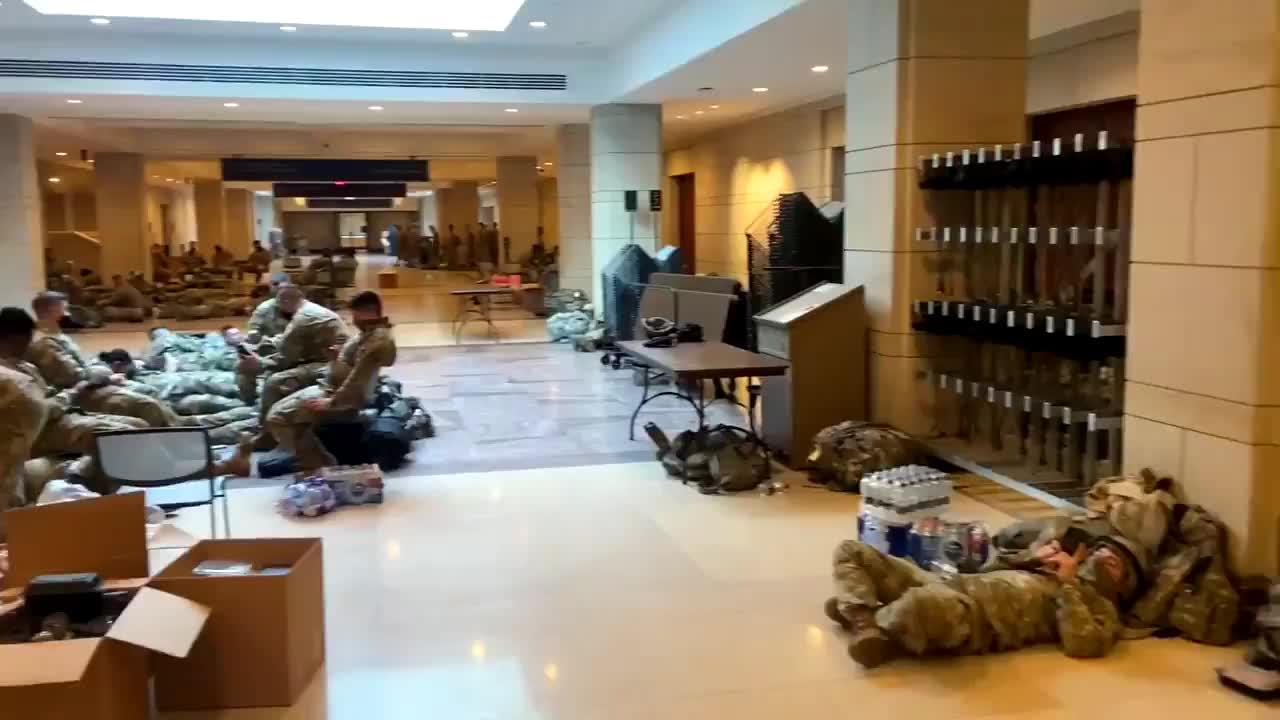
[616,341,789,380]
[450,283,542,296]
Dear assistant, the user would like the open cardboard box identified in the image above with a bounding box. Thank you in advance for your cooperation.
[0,494,211,720]
[150,537,326,711]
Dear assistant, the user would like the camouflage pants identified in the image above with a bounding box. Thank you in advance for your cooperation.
[832,541,982,656]
[78,385,185,428]
[266,385,344,471]
[173,394,246,415]
[138,371,241,401]
[240,362,325,422]
[32,412,150,495]
[0,384,47,529]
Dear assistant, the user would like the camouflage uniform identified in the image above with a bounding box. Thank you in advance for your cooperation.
[0,364,46,525]
[26,330,186,427]
[267,321,396,470]
[246,298,292,350]
[239,300,349,421]
[831,540,1120,658]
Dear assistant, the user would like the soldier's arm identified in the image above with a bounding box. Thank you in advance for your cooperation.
[1055,580,1121,658]
[330,335,395,410]
[246,305,274,345]
[26,339,86,390]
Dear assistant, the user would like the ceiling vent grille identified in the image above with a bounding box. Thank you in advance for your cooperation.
[0,59,566,90]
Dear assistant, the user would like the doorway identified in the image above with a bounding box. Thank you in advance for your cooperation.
[673,172,696,274]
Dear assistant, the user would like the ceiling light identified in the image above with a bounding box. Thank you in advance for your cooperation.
[451,31,469,38]
[528,20,547,28]
[22,2,526,31]
[48,177,61,183]
[279,25,297,32]
[334,181,346,185]
[811,65,830,73]
[223,102,240,108]
[165,177,174,182]
[543,162,553,166]
[152,175,159,179]
[752,87,769,93]
[675,115,687,120]
[504,108,519,113]
[344,197,355,200]
[710,104,720,109]
[425,190,433,196]
[87,159,94,163]
[694,110,704,115]
[368,105,384,111]
[256,190,272,196]
[89,17,110,25]
[55,151,68,156]
[65,98,82,104]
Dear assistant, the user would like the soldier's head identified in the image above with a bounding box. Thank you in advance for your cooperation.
[1081,537,1144,606]
[221,325,246,347]
[349,291,384,330]
[31,291,68,325]
[112,274,124,287]
[98,349,135,375]
[276,284,305,316]
[0,307,37,357]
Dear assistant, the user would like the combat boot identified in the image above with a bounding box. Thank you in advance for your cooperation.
[823,597,851,630]
[842,607,900,669]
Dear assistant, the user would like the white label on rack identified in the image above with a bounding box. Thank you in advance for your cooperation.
[915,227,924,243]
[1095,227,1106,245]
[990,226,999,244]
[939,374,948,389]
[1052,138,1062,156]
[943,227,951,243]
[1009,227,1019,245]
[932,153,941,168]
[959,227,967,243]
[1023,396,1033,412]
[1028,227,1038,245]
[1066,318,1076,336]
[1013,143,1023,160]
[977,147,986,163]
[1047,315,1055,334]
[957,304,965,320]
[971,382,980,399]
[941,301,950,316]
[1043,402,1053,419]
[974,227,983,244]
[989,308,998,324]
[962,148,971,164]
[1026,312,1035,329]
[1074,133,1084,152]
[1049,227,1059,245]
[1003,391,1014,408]
[1069,227,1080,245]
[995,144,1003,161]
[987,386,995,402]
[1032,141,1041,158]
[954,378,964,393]
[946,151,955,167]
[1098,131,1109,150]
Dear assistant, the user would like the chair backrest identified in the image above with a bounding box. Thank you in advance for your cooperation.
[94,428,214,488]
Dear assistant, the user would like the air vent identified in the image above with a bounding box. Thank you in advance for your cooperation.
[0,59,566,90]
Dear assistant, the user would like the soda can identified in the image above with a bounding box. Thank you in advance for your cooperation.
[909,518,943,569]
[886,521,912,559]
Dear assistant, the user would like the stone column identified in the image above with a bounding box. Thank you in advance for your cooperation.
[223,188,254,257]
[0,114,42,307]
[843,0,1028,435]
[436,181,479,240]
[69,193,96,231]
[94,152,150,281]
[590,104,662,303]
[193,179,225,254]
[496,156,539,263]
[556,124,592,295]
[1123,0,1280,574]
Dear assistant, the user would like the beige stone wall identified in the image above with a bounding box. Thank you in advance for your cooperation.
[537,177,559,248]
[1028,30,1137,113]
[664,100,845,285]
[1125,0,1280,574]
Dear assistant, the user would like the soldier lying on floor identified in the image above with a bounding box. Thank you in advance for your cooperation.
[100,348,245,414]
[0,307,253,536]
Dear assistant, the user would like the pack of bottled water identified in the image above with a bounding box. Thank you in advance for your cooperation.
[857,465,953,560]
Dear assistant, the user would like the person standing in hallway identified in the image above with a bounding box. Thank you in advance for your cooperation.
[386,223,401,261]
[400,223,421,267]
[267,291,396,472]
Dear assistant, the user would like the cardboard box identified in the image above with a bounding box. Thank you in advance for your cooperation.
[0,494,210,720]
[150,537,326,711]
[377,270,399,289]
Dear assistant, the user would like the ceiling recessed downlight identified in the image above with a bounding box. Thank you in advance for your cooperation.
[88,16,109,24]
[223,102,240,108]
[529,20,547,28]
[65,98,82,104]
[22,2,527,31]
[709,104,720,109]
[368,105,384,111]
[752,87,769,93]
[675,115,687,120]
[811,65,830,73]
[451,31,469,38]
[694,110,704,115]
[504,108,519,113]
[55,151,68,156]
[344,197,355,201]
[543,162,553,166]
[165,177,174,181]
[279,25,297,32]
[48,177,61,183]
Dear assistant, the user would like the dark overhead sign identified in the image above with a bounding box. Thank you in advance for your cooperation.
[274,182,406,199]
[221,158,428,182]
[306,198,395,210]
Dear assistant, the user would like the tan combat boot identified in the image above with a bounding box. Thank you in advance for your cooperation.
[842,607,900,669]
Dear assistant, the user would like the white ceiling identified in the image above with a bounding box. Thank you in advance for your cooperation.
[3,0,680,48]
[6,0,1139,179]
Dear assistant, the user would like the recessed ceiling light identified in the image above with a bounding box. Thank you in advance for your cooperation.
[368,105,384,111]
[256,190,272,196]
[152,175,160,179]
[675,115,687,120]
[65,98,82,104]
[344,197,355,200]
[48,177,61,183]
[279,25,297,32]
[89,17,110,25]
[543,162,553,166]
[709,104,720,109]
[694,110,704,115]
[165,177,174,182]
[451,31,469,38]
[529,20,547,28]
[87,159,94,163]
[504,108,519,113]
[223,102,240,108]
[22,3,526,31]
[811,65,830,73]
[752,87,769,93]
[55,151,68,156]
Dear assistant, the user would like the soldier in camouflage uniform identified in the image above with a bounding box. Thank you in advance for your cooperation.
[0,362,46,528]
[825,534,1138,667]
[237,284,349,433]
[267,291,396,471]
[245,293,293,352]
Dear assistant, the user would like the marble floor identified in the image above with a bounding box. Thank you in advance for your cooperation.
[154,462,1266,720]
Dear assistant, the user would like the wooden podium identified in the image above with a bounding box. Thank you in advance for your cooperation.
[753,283,866,466]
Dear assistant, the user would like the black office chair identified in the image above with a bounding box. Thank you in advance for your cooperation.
[93,427,231,539]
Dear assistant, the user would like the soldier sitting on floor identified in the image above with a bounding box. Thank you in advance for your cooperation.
[100,274,151,323]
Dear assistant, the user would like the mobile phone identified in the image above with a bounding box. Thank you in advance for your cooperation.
[1058,527,1092,555]
[237,345,252,357]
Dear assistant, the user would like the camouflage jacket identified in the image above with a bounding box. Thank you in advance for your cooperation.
[26,330,98,390]
[326,322,396,410]
[0,356,72,422]
[247,298,291,346]
[262,301,349,373]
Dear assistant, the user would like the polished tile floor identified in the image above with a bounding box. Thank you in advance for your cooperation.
[157,462,1264,720]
